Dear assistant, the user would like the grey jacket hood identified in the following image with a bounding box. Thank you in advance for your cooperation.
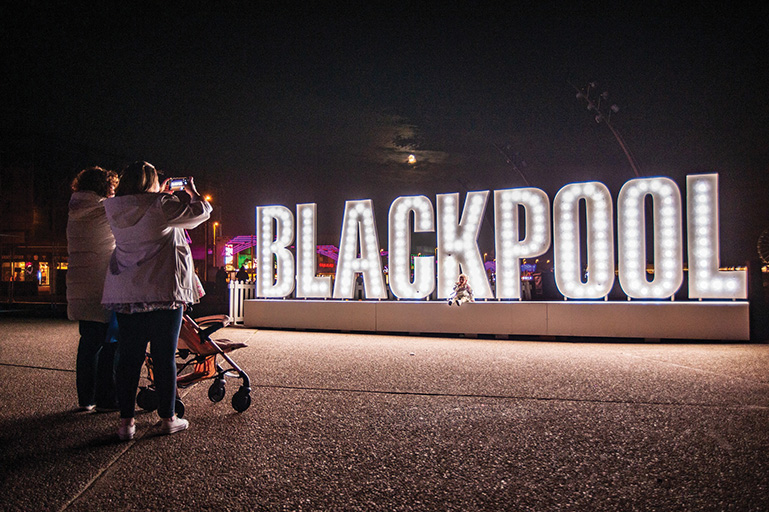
[67,191,115,322]
[104,193,162,229]
[68,191,108,221]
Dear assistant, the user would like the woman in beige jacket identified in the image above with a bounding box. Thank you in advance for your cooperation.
[66,166,119,411]
[103,161,211,440]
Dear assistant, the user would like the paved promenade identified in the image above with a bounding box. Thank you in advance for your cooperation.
[1,314,768,511]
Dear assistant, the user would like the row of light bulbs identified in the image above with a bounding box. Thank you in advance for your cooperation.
[256,174,746,301]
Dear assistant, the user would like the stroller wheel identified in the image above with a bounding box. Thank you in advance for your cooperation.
[208,379,226,403]
[175,398,185,418]
[137,387,158,412]
[232,388,251,413]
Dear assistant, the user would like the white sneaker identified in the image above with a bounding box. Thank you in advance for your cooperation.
[118,423,136,441]
[160,416,189,435]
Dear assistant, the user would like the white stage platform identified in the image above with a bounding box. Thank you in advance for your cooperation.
[243,299,750,341]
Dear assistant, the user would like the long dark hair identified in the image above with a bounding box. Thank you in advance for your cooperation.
[115,161,159,196]
[71,166,119,197]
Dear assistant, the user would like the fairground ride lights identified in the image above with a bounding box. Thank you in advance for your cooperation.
[255,173,747,301]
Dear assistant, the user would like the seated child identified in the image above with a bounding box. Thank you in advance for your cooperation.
[447,273,474,306]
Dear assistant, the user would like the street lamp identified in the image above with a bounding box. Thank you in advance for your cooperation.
[574,82,641,178]
[203,194,213,281]
[213,222,219,269]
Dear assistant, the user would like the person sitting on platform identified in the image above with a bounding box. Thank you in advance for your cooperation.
[447,273,474,306]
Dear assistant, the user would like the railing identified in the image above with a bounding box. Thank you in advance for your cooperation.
[228,281,255,324]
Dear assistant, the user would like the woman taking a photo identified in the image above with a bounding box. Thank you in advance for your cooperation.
[103,161,211,441]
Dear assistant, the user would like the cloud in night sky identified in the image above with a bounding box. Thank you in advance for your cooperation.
[2,5,768,259]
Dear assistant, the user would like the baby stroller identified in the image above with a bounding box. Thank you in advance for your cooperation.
[136,313,252,416]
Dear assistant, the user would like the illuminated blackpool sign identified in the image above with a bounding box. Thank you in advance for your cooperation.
[255,174,747,302]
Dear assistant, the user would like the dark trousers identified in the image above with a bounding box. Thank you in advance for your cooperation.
[76,319,118,408]
[116,308,183,419]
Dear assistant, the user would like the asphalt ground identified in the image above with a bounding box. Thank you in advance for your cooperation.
[1,315,768,511]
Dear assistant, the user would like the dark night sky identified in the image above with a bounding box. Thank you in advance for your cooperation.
[3,4,769,263]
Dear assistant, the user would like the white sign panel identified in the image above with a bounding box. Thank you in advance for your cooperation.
[254,173,746,302]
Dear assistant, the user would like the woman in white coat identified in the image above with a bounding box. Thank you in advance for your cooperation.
[67,166,120,411]
[102,161,211,441]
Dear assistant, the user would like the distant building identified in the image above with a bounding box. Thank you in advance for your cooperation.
[0,133,125,300]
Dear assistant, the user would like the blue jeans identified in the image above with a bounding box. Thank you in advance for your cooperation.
[76,316,118,408]
[115,308,183,419]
